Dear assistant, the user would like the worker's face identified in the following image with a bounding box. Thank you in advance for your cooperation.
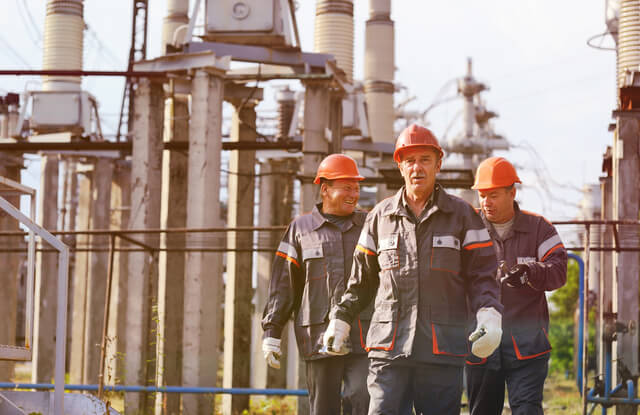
[478,186,516,224]
[398,147,442,198]
[321,179,360,216]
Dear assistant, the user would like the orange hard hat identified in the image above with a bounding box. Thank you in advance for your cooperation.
[393,124,444,163]
[471,156,521,190]
[313,154,365,184]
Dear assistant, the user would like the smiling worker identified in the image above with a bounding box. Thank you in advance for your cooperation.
[262,153,371,414]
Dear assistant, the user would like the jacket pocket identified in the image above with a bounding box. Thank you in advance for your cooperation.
[365,302,398,351]
[511,326,552,360]
[431,306,468,357]
[430,234,461,275]
[298,243,329,326]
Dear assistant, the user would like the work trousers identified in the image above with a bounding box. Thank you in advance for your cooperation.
[367,357,463,415]
[305,353,370,415]
[465,355,549,415]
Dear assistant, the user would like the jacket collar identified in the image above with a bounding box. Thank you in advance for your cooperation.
[311,203,361,232]
[481,201,530,239]
[385,183,454,218]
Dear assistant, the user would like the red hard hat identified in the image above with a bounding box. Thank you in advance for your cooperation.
[313,154,365,184]
[393,124,444,163]
[471,157,521,190]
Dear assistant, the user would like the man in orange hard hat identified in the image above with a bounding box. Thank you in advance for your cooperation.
[262,153,371,414]
[323,124,503,414]
[465,156,567,415]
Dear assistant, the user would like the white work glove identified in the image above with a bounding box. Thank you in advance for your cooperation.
[469,307,502,358]
[322,319,351,356]
[262,337,281,369]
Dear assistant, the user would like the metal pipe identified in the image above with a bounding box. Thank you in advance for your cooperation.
[97,234,116,399]
[0,70,166,77]
[582,225,591,413]
[0,383,309,396]
[570,252,585,394]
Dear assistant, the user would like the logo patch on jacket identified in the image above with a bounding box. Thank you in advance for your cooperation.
[302,245,323,260]
[379,234,398,251]
[517,256,536,264]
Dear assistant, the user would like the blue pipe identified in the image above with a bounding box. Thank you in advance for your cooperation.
[0,383,309,396]
[568,252,585,394]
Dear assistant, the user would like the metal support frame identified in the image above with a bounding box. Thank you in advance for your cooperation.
[0,177,69,415]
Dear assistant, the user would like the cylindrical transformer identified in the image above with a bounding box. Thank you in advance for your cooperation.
[42,0,84,91]
[364,0,394,143]
[162,0,189,50]
[617,0,640,89]
[276,87,296,139]
[314,0,354,81]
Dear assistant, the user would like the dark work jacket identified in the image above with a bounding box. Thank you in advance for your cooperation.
[466,202,567,369]
[331,185,502,367]
[262,204,372,360]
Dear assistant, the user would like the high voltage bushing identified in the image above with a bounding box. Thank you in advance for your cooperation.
[46,0,83,16]
[363,80,394,94]
[315,0,354,16]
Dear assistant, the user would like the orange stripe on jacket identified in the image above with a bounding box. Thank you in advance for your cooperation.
[463,241,493,250]
[276,251,299,267]
[541,243,564,261]
[356,244,376,256]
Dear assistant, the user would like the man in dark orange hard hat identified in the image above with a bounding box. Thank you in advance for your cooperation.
[262,153,371,414]
[324,124,503,414]
[465,156,567,415]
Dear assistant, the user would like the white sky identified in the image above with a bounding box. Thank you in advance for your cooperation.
[1,1,617,222]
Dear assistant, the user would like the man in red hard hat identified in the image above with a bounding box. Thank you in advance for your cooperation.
[324,124,503,414]
[465,156,567,415]
[262,153,371,414]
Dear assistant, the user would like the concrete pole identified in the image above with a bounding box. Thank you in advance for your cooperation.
[156,91,189,415]
[182,69,225,415]
[106,160,131,385]
[69,170,92,384]
[296,80,330,415]
[222,98,258,414]
[598,176,613,377]
[155,1,189,411]
[364,0,395,200]
[32,154,59,383]
[301,80,330,212]
[612,113,640,414]
[0,155,23,380]
[83,158,112,384]
[125,77,164,414]
[252,90,297,389]
[252,159,295,390]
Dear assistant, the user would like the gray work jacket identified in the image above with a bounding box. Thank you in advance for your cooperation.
[466,202,567,369]
[262,204,371,360]
[331,185,502,366]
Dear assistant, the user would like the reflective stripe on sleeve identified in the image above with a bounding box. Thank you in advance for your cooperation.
[356,244,376,256]
[538,234,563,261]
[357,232,377,255]
[276,241,299,267]
[462,228,492,250]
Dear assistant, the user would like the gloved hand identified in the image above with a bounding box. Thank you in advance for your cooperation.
[469,307,502,358]
[322,319,351,356]
[262,337,281,369]
[501,263,530,288]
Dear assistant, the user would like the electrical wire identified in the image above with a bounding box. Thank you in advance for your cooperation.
[16,0,42,49]
[0,34,33,69]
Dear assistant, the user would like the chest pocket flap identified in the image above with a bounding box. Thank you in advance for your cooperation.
[378,233,399,270]
[431,234,461,275]
[303,244,324,261]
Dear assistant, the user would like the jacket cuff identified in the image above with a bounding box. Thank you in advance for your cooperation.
[263,326,282,340]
